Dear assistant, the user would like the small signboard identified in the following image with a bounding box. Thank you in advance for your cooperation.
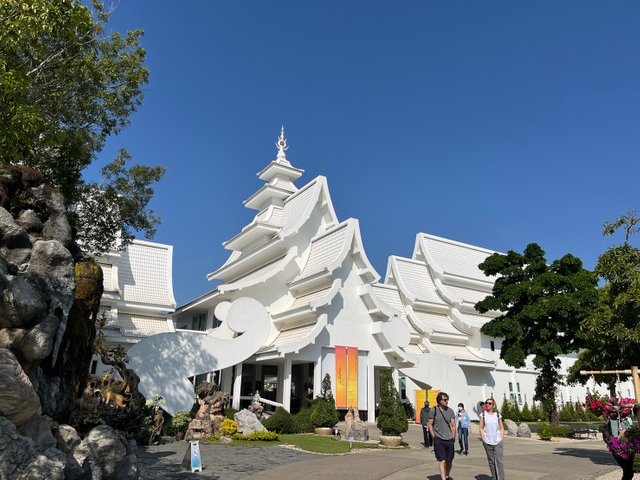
[190,441,202,473]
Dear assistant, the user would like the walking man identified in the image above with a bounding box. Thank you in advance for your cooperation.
[420,400,433,448]
[429,392,457,480]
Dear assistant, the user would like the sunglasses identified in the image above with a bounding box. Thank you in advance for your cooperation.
[441,398,449,402]
[486,402,494,406]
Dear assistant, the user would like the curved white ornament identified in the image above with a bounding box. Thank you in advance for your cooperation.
[128,297,271,415]
[400,352,477,420]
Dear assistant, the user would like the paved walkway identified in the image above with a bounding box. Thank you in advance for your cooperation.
[138,423,632,480]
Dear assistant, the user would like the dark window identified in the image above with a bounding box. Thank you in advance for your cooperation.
[490,341,495,351]
[90,360,97,374]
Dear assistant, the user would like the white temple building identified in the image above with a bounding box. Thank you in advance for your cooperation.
[92,240,176,377]
[127,129,634,418]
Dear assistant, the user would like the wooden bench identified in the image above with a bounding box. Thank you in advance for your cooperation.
[570,423,598,439]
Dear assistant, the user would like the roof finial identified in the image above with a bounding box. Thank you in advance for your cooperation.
[276,125,288,162]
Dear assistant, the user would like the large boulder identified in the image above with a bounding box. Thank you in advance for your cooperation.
[0,416,37,479]
[18,447,66,480]
[18,414,56,449]
[235,409,267,435]
[517,423,531,438]
[55,424,92,480]
[83,424,139,480]
[504,419,519,437]
[0,348,42,426]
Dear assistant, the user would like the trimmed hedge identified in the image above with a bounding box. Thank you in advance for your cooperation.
[293,408,315,433]
[264,407,298,434]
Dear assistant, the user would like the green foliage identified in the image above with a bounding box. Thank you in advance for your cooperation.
[559,403,577,422]
[520,402,533,422]
[232,431,279,441]
[279,434,364,454]
[220,419,238,436]
[310,399,339,428]
[0,0,164,256]
[512,400,521,421]
[376,369,409,436]
[537,422,553,440]
[402,402,415,420]
[169,411,192,438]
[225,408,238,420]
[500,395,512,420]
[568,211,640,394]
[292,408,315,433]
[264,407,298,434]
[476,244,599,422]
[320,373,333,401]
[310,374,339,428]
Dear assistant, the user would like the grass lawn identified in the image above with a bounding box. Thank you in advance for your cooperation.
[206,434,365,454]
[279,434,365,454]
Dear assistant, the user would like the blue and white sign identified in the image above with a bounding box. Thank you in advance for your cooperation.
[190,441,202,473]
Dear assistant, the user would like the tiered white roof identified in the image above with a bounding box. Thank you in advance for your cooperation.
[99,240,176,340]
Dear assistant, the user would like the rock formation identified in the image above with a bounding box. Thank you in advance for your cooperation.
[344,408,369,441]
[185,382,230,441]
[0,165,139,479]
[234,409,267,436]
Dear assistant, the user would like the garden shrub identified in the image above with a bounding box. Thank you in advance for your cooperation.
[552,425,573,438]
[264,407,298,433]
[402,401,415,420]
[310,399,339,428]
[500,395,512,420]
[376,369,408,436]
[559,402,578,422]
[170,411,192,440]
[520,403,533,422]
[246,431,279,441]
[310,374,339,428]
[220,418,238,436]
[538,422,553,440]
[225,408,238,420]
[293,408,315,433]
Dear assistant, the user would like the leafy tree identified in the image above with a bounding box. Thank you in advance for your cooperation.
[376,369,408,436]
[568,211,640,394]
[500,395,512,420]
[0,0,164,256]
[521,402,533,422]
[476,244,599,424]
[310,374,339,428]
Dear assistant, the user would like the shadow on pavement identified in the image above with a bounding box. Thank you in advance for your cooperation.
[552,446,617,466]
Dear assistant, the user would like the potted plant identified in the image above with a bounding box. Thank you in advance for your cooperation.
[310,373,339,435]
[376,369,408,447]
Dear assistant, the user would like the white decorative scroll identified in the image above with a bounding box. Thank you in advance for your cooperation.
[128,297,271,415]
[400,352,477,420]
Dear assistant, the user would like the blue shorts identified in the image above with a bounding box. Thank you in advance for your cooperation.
[434,436,455,462]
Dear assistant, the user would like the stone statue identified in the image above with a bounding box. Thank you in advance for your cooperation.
[248,390,265,421]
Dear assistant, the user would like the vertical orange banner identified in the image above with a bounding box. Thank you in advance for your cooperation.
[346,347,358,408]
[335,346,347,408]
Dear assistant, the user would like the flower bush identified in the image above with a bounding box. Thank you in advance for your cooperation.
[608,427,640,460]
[220,418,238,436]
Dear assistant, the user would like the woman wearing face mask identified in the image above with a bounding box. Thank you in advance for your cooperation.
[457,403,471,455]
[480,398,505,480]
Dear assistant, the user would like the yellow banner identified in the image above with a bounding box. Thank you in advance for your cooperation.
[346,347,358,408]
[428,389,440,408]
[415,390,428,423]
[335,346,347,408]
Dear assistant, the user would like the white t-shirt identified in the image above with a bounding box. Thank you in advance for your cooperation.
[483,412,502,445]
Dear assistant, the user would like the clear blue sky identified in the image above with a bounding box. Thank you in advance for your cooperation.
[92,1,640,306]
